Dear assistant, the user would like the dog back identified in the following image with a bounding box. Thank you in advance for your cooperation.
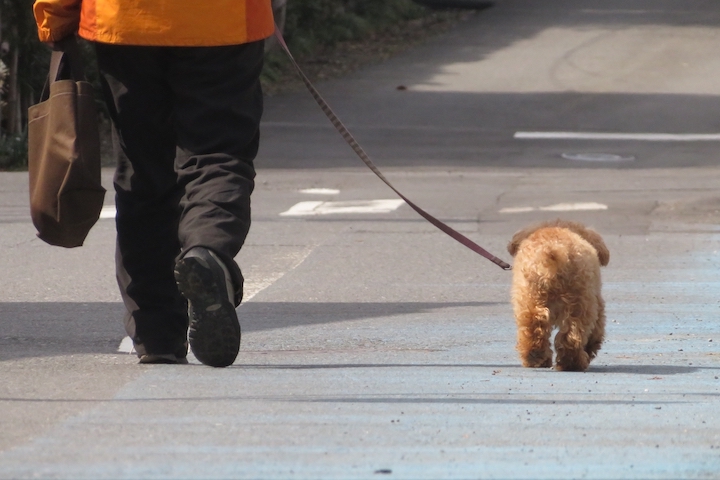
[513,227,602,292]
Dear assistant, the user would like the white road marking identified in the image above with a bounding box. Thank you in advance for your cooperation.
[99,206,116,219]
[280,201,324,216]
[514,131,720,141]
[500,202,608,213]
[280,199,405,217]
[500,207,536,214]
[561,153,635,162]
[540,202,608,212]
[114,190,428,355]
[241,246,316,301]
[299,188,340,195]
[118,336,135,354]
[117,245,317,354]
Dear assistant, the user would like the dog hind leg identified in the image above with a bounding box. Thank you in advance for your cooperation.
[554,321,590,371]
[515,307,553,368]
[585,297,606,360]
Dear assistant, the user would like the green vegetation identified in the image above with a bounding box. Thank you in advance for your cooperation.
[283,0,428,52]
[0,0,51,169]
[262,0,467,93]
[0,132,28,170]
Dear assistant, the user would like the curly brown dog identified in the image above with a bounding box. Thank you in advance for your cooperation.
[507,220,609,371]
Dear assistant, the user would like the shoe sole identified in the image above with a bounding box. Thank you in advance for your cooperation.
[175,255,240,367]
[139,354,189,365]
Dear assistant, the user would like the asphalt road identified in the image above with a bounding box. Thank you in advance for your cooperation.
[2,1,720,478]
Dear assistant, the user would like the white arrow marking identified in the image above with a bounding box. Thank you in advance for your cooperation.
[118,245,317,354]
[280,199,405,217]
[280,201,324,216]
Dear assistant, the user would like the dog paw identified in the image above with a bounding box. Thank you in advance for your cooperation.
[521,350,552,368]
[555,353,590,372]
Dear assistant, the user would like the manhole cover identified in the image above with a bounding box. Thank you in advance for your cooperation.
[561,153,635,162]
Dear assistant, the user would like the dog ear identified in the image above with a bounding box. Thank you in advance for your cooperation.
[507,226,536,256]
[577,227,610,266]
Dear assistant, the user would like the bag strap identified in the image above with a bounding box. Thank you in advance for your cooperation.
[273,26,512,271]
[40,36,87,101]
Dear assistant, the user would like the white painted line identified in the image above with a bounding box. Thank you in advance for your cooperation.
[118,336,135,354]
[299,188,340,195]
[540,202,608,212]
[561,153,635,162]
[500,202,608,214]
[118,245,317,355]
[242,246,316,301]
[499,206,535,214]
[280,199,405,217]
[99,206,116,219]
[514,131,720,141]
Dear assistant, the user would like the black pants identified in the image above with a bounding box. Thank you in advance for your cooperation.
[95,41,264,356]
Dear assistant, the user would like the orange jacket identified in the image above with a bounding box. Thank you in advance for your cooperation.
[34,0,275,46]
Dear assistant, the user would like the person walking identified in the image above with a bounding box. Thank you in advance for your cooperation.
[33,0,275,367]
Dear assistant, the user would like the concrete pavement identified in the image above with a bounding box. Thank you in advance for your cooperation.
[2,0,720,478]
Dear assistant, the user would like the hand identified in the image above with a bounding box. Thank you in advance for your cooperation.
[44,35,75,51]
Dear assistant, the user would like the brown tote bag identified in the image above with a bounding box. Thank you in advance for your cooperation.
[27,37,106,248]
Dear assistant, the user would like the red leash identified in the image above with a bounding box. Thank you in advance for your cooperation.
[273,27,511,271]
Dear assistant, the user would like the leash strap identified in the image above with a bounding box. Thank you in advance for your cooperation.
[273,27,511,271]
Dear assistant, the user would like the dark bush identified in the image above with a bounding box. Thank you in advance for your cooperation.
[0,132,28,170]
[283,0,427,53]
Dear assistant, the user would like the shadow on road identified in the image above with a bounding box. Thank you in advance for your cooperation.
[0,302,126,361]
[0,301,500,361]
[241,363,708,375]
[260,0,720,169]
[260,91,720,170]
[240,300,502,332]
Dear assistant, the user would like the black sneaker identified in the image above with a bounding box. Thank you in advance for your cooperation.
[174,247,240,367]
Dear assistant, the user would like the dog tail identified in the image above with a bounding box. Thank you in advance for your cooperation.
[535,246,564,284]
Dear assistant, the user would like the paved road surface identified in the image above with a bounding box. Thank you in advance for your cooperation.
[1,1,719,478]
